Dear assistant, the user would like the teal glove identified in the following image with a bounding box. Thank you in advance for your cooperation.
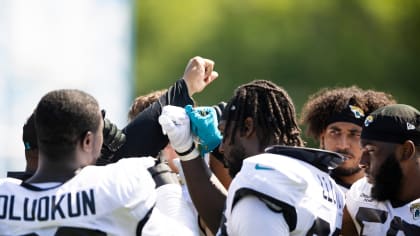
[185,105,222,156]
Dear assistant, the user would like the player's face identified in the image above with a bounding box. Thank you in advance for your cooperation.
[218,120,248,178]
[321,122,363,176]
[360,139,402,202]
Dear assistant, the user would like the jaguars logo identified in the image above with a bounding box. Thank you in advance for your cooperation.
[410,203,420,220]
[364,115,374,127]
[349,105,365,119]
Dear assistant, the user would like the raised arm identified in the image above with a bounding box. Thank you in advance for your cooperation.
[181,156,228,234]
[159,104,228,234]
[106,56,218,161]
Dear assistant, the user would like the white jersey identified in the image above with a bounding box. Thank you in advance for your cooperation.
[219,153,345,236]
[335,182,350,195]
[346,177,420,235]
[0,159,195,236]
[173,157,209,236]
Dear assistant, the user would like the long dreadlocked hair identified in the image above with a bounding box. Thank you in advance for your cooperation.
[222,80,304,149]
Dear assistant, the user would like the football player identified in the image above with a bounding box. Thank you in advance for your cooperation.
[0,56,218,235]
[343,104,420,235]
[300,86,396,192]
[159,80,346,235]
[100,56,219,163]
[7,113,38,181]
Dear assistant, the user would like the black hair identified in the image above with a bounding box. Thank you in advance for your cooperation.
[35,89,101,159]
[22,112,37,150]
[300,86,396,141]
[222,80,303,149]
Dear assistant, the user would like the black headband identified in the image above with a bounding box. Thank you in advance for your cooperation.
[325,104,365,127]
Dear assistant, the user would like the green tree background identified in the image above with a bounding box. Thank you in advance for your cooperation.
[134,0,419,145]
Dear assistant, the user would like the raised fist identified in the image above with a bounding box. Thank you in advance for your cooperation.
[182,56,219,96]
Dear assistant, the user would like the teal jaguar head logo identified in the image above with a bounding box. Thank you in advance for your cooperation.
[349,105,365,119]
[364,115,374,127]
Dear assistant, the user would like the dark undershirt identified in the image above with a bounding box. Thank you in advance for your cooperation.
[111,79,194,161]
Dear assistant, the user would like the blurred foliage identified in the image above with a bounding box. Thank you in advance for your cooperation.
[134,0,419,146]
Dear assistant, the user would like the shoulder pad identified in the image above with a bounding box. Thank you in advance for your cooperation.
[264,145,346,172]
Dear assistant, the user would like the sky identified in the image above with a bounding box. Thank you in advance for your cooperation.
[0,0,133,176]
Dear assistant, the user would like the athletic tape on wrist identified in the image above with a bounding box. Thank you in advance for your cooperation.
[175,143,200,161]
[175,142,196,156]
[179,148,200,161]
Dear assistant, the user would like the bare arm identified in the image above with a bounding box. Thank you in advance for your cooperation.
[158,56,223,234]
[181,157,228,235]
[111,56,218,160]
[209,153,232,189]
[341,206,358,236]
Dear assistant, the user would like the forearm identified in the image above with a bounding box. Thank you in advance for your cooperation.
[209,153,232,189]
[181,157,227,234]
[341,206,358,235]
[112,79,194,160]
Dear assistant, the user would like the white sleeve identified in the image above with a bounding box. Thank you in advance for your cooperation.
[229,196,289,236]
[155,184,200,236]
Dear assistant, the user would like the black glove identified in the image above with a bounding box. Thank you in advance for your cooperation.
[210,102,227,166]
[213,101,226,121]
[99,110,126,162]
[147,162,179,187]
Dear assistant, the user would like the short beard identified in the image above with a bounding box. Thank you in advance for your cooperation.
[330,149,361,177]
[227,144,247,178]
[371,153,403,202]
[331,165,362,177]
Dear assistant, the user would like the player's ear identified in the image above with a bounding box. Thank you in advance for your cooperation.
[319,132,326,149]
[243,117,255,137]
[81,131,94,152]
[400,140,415,161]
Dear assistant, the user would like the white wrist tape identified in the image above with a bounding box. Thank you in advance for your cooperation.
[176,143,200,161]
[179,148,200,161]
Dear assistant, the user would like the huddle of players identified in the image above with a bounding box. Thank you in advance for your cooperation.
[1,56,419,235]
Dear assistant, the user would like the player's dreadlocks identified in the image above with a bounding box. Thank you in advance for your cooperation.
[300,86,396,141]
[222,80,304,149]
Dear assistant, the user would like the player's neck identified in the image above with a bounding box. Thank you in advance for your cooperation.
[25,170,78,184]
[25,156,82,183]
[396,171,420,205]
[336,169,365,185]
[336,169,365,187]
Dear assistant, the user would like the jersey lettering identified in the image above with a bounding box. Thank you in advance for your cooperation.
[387,216,420,235]
[306,217,340,236]
[0,189,95,221]
[355,207,420,235]
[51,195,65,220]
[355,207,387,235]
[317,174,343,209]
[23,197,36,221]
